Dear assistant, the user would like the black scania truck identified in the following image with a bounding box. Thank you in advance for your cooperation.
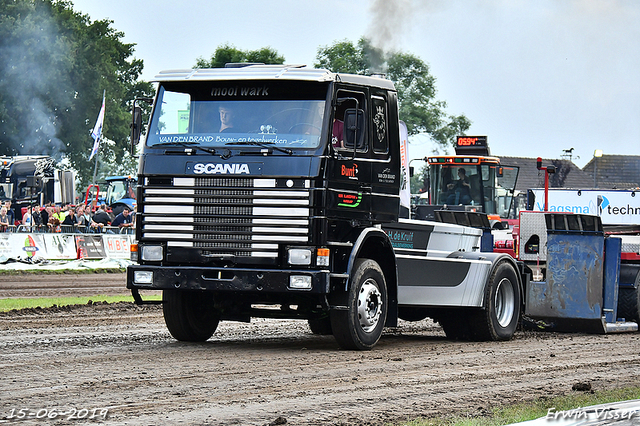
[127,65,523,350]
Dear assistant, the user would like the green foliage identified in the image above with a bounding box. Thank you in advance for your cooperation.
[410,162,429,194]
[395,386,640,426]
[0,0,154,188]
[195,44,285,68]
[315,38,471,151]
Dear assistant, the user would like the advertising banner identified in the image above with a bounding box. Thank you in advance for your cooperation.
[74,235,106,259]
[529,189,640,225]
[103,235,132,259]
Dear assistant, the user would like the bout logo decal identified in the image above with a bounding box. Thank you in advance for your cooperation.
[341,164,358,180]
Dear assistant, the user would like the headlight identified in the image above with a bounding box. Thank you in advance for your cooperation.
[133,270,153,285]
[141,245,163,261]
[289,275,312,290]
[288,248,312,265]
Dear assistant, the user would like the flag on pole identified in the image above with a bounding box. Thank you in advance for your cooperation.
[89,91,105,161]
[398,120,411,212]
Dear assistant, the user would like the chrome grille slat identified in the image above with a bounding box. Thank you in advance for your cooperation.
[142,177,310,258]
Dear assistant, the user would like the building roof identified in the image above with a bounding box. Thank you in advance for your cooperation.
[500,156,594,192]
[582,154,640,189]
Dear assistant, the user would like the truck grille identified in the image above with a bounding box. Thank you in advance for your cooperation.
[141,177,311,258]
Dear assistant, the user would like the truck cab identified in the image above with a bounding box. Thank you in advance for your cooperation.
[128,66,404,348]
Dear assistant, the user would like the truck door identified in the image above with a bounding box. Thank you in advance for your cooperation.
[325,88,372,223]
[369,90,400,222]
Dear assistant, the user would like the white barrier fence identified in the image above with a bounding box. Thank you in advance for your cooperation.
[0,233,134,261]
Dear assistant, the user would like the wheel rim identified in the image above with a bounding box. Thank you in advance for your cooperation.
[495,277,515,328]
[357,279,383,333]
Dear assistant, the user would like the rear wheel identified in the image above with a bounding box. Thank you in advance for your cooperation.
[437,310,474,340]
[617,266,640,323]
[618,288,640,323]
[469,261,521,341]
[163,289,220,342]
[330,259,387,350]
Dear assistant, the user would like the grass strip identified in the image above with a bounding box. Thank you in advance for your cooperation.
[397,386,640,426]
[0,294,161,312]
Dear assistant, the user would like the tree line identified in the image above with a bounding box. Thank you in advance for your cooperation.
[0,0,469,191]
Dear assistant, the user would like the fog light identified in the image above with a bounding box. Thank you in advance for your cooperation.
[141,245,163,261]
[133,270,153,285]
[288,248,312,265]
[289,275,312,290]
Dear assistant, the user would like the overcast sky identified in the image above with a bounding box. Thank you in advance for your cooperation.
[72,0,640,168]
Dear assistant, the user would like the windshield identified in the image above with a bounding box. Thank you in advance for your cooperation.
[146,83,328,150]
[429,163,519,218]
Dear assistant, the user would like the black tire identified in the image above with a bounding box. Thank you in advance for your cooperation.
[618,288,640,323]
[308,316,333,335]
[330,259,387,350]
[469,261,521,341]
[398,307,430,322]
[163,289,220,342]
[437,310,474,340]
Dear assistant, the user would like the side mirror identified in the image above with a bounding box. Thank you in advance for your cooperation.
[131,106,143,154]
[130,97,153,156]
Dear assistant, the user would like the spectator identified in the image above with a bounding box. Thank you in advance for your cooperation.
[48,216,61,233]
[51,205,66,224]
[110,206,134,229]
[62,207,78,231]
[90,204,111,232]
[22,207,32,228]
[0,207,9,232]
[32,205,43,229]
[4,201,14,227]
[76,204,92,233]
[39,205,49,230]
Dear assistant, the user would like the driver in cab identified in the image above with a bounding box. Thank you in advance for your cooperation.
[446,167,472,205]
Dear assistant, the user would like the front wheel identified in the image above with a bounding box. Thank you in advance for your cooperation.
[308,316,333,335]
[469,261,521,341]
[330,259,387,350]
[163,289,220,342]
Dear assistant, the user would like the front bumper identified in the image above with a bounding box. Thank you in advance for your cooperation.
[127,264,331,295]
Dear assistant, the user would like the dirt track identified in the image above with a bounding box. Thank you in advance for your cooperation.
[1,273,640,425]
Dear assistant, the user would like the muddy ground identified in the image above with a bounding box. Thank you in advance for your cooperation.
[1,273,639,425]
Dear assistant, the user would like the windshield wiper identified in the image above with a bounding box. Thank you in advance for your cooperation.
[225,141,292,155]
[152,141,231,159]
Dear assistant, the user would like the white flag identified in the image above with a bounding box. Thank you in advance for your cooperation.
[89,91,105,161]
[399,120,411,211]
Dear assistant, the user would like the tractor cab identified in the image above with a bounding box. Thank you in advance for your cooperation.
[421,136,519,222]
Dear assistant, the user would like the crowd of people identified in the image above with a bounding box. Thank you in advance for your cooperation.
[0,200,135,234]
